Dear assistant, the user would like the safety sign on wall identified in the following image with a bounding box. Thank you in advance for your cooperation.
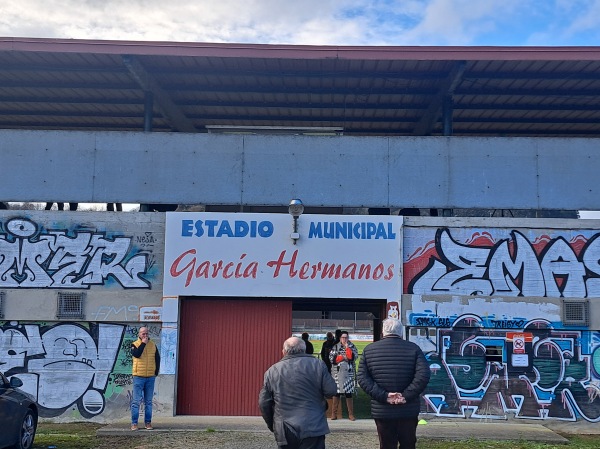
[507,332,533,367]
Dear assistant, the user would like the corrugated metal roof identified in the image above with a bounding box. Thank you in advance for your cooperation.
[1,37,600,136]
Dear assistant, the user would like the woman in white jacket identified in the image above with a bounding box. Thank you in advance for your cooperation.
[329,331,359,420]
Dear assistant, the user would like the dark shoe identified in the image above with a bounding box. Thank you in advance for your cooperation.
[145,423,153,430]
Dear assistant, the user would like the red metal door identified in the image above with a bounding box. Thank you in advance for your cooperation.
[177,298,292,415]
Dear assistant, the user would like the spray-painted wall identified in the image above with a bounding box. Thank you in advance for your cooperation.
[4,211,600,424]
[402,218,600,423]
[0,211,173,422]
[0,321,174,421]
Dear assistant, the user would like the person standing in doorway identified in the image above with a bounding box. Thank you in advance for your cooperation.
[301,332,314,354]
[358,318,430,449]
[320,331,335,418]
[320,332,335,373]
[329,331,359,420]
[131,326,160,431]
[333,329,342,345]
[259,336,337,449]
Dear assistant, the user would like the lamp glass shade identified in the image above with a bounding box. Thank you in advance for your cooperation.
[288,199,304,217]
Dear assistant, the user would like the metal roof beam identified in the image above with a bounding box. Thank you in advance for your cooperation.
[3,64,600,82]
[0,80,440,96]
[456,102,600,111]
[3,81,599,97]
[165,85,438,96]
[0,121,172,131]
[0,95,425,109]
[465,70,600,80]
[453,117,600,124]
[414,61,467,135]
[0,95,144,105]
[0,64,447,79]
[456,88,600,96]
[452,128,600,136]
[184,100,425,110]
[122,55,197,133]
[0,81,139,89]
[4,96,596,112]
[0,64,127,73]
[2,121,598,136]
[148,68,451,80]
[0,109,163,118]
[3,111,597,126]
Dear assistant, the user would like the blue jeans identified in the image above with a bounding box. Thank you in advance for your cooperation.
[131,376,155,424]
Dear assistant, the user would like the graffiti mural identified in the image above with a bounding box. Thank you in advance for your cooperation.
[409,315,600,422]
[0,217,152,288]
[0,322,126,417]
[0,321,162,419]
[405,226,600,422]
[405,227,600,298]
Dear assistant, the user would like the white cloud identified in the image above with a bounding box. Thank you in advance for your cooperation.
[561,0,600,40]
[399,0,524,45]
[1,0,599,46]
[0,0,387,44]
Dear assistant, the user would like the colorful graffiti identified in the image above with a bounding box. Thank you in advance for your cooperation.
[0,217,152,288]
[405,227,600,298]
[404,226,600,422]
[411,315,600,422]
[0,321,161,419]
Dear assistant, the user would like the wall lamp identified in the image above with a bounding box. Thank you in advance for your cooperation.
[288,199,304,244]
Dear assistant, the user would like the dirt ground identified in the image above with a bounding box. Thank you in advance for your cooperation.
[94,431,379,449]
[36,423,379,449]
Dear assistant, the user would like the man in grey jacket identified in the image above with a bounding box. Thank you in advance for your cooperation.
[259,336,337,449]
[358,318,430,449]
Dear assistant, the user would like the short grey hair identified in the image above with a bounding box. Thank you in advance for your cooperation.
[382,318,403,337]
[283,336,306,355]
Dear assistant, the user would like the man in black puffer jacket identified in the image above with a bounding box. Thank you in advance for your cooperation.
[358,318,430,449]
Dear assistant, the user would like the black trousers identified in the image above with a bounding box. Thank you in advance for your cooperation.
[279,426,325,449]
[374,417,418,449]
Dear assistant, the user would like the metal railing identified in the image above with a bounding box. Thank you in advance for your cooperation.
[292,318,373,333]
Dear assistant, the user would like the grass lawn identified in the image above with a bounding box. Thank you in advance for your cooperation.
[34,422,600,449]
[415,435,599,448]
[34,422,102,449]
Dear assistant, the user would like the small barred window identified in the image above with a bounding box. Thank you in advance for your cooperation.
[56,292,85,319]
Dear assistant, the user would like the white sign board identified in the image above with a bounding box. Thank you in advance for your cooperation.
[163,212,402,299]
[511,354,529,367]
[139,306,162,322]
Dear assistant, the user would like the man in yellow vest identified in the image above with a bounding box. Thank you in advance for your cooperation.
[131,326,160,431]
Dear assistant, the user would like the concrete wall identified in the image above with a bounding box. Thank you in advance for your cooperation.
[402,217,600,423]
[2,130,600,210]
[0,210,171,422]
[0,321,173,422]
[3,211,600,424]
[0,210,165,320]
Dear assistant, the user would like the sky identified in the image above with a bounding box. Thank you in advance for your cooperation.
[4,1,600,215]
[1,0,600,46]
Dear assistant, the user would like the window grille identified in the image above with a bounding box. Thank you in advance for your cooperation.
[409,327,436,337]
[485,345,503,363]
[56,292,85,319]
[562,299,589,326]
[0,291,4,319]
